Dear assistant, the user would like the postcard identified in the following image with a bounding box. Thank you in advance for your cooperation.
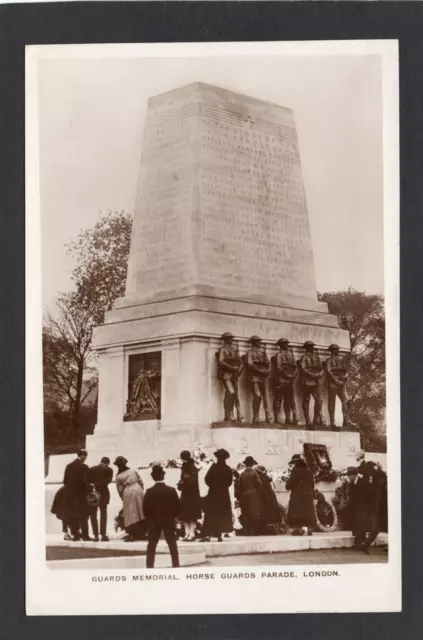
[26,39,400,615]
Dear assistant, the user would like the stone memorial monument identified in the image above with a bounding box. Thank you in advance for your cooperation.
[88,82,360,472]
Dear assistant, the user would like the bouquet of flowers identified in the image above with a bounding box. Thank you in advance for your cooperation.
[232,500,243,532]
[268,468,290,485]
[191,442,215,471]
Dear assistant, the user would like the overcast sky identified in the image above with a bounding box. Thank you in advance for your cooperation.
[38,51,384,309]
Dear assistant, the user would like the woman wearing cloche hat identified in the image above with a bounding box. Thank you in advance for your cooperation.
[285,454,315,536]
[177,450,202,541]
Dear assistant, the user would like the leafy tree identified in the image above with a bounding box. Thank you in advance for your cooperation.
[43,211,133,454]
[66,210,132,326]
[318,288,386,452]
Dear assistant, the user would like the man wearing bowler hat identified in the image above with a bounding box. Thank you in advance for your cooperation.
[143,465,180,568]
[271,338,299,425]
[87,456,113,541]
[245,335,272,424]
[216,332,244,422]
[299,341,324,428]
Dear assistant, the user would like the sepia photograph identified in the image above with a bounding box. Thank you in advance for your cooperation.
[26,40,400,615]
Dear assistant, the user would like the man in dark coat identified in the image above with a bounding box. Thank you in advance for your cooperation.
[63,450,90,541]
[348,450,378,552]
[238,456,264,535]
[143,465,180,568]
[87,456,113,541]
[360,463,388,550]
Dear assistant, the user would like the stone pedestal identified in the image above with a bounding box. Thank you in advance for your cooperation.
[89,294,351,467]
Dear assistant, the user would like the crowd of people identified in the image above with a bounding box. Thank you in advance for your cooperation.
[51,446,387,567]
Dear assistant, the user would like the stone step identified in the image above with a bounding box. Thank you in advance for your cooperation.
[47,551,205,571]
[47,532,388,558]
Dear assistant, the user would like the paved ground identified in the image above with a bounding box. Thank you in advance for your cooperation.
[46,547,145,561]
[204,547,388,566]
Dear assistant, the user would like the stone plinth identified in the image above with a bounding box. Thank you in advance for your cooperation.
[91,330,349,445]
[211,421,359,432]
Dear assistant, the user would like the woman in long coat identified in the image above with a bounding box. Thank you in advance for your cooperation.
[200,449,233,542]
[254,465,282,533]
[286,455,315,535]
[238,456,264,535]
[178,450,202,541]
[114,456,146,541]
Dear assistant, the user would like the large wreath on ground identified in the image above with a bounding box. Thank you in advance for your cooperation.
[314,489,338,532]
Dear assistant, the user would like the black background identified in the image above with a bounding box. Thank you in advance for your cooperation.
[1,2,422,638]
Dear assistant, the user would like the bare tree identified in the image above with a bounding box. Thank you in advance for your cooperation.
[43,293,98,437]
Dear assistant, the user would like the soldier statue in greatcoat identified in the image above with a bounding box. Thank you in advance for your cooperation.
[216,332,244,422]
[325,343,357,428]
[299,340,325,428]
[271,338,299,425]
[245,335,272,424]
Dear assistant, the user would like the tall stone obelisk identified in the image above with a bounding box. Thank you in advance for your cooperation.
[125,82,319,309]
[90,83,357,470]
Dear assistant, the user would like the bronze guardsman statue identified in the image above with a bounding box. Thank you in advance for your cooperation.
[216,332,244,422]
[299,340,325,428]
[245,335,272,424]
[271,338,299,425]
[325,343,357,428]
